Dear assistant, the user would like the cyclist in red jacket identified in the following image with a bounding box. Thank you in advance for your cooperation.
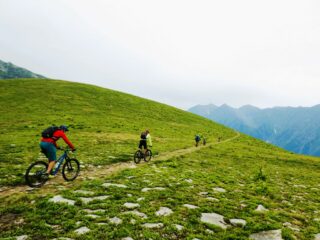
[40,125,75,178]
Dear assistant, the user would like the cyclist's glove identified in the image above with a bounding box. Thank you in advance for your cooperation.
[71,148,76,152]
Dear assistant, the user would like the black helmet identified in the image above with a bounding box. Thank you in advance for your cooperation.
[60,125,69,132]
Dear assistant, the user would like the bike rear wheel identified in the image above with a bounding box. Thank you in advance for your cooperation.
[25,161,48,187]
[62,158,80,181]
[134,150,142,164]
[144,149,152,162]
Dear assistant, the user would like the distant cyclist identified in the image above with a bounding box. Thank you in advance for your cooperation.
[202,136,206,145]
[40,125,75,178]
[139,130,147,154]
[195,134,201,147]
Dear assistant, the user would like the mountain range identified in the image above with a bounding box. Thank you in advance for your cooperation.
[189,104,320,156]
[0,59,45,79]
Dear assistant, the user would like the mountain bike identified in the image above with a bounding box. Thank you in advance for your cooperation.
[25,147,80,187]
[134,149,152,164]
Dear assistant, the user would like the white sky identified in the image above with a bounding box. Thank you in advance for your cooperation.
[1,0,320,109]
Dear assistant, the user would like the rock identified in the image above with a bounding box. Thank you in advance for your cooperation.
[230,219,247,227]
[199,192,208,195]
[124,202,140,209]
[137,197,145,202]
[142,223,164,229]
[155,207,173,216]
[213,187,226,193]
[74,190,95,195]
[141,187,166,192]
[16,236,28,240]
[48,195,75,205]
[83,209,106,213]
[122,238,134,240]
[255,204,268,212]
[315,233,320,240]
[123,210,148,219]
[127,194,133,197]
[206,197,219,202]
[200,213,228,229]
[174,224,184,231]
[185,179,193,183]
[249,229,282,240]
[102,183,127,188]
[80,195,109,204]
[109,217,122,225]
[183,204,199,209]
[206,229,214,234]
[74,226,91,235]
[96,223,107,226]
[85,214,99,219]
[130,219,136,224]
[283,222,300,232]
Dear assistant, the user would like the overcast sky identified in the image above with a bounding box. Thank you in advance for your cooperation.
[1,0,319,109]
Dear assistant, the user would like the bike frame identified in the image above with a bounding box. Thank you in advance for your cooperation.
[51,150,68,175]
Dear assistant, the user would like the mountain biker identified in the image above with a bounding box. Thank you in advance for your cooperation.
[195,134,201,147]
[202,136,206,145]
[40,125,75,178]
[139,130,147,154]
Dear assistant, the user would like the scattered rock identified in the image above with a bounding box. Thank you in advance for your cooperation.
[85,214,99,219]
[200,213,228,229]
[206,229,214,234]
[230,219,247,227]
[249,229,282,240]
[102,183,127,188]
[315,233,320,240]
[83,209,106,213]
[137,197,145,202]
[124,202,140,209]
[183,204,199,209]
[74,190,95,195]
[199,192,208,195]
[213,187,226,193]
[156,207,173,216]
[16,236,28,240]
[80,195,109,204]
[283,222,300,232]
[74,226,91,235]
[96,223,107,226]
[141,187,166,192]
[109,217,122,225]
[185,179,193,183]
[255,204,269,212]
[122,238,134,240]
[174,224,184,231]
[206,197,219,202]
[142,223,164,229]
[123,210,148,219]
[48,195,75,206]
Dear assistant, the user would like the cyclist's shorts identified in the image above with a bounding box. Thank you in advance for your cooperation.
[40,141,57,161]
[139,140,147,149]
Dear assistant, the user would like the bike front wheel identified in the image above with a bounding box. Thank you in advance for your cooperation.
[62,158,80,181]
[25,161,48,187]
[134,150,142,164]
[144,149,152,162]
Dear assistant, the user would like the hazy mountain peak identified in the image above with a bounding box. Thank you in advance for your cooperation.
[0,59,46,79]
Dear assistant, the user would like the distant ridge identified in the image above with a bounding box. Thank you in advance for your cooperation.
[0,59,46,79]
[189,104,320,156]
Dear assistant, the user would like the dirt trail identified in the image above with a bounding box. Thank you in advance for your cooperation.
[0,132,240,197]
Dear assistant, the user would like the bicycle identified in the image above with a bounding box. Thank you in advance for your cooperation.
[25,147,80,187]
[134,148,152,164]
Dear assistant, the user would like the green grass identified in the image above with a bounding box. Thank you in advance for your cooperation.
[0,79,320,239]
[0,79,233,186]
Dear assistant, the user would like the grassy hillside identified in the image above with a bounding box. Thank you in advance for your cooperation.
[0,79,234,186]
[0,79,320,239]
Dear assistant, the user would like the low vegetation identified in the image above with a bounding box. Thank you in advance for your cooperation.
[0,79,319,239]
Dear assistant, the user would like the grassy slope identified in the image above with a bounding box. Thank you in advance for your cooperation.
[0,79,233,186]
[0,79,320,239]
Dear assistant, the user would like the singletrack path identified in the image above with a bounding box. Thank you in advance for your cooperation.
[1,131,240,197]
